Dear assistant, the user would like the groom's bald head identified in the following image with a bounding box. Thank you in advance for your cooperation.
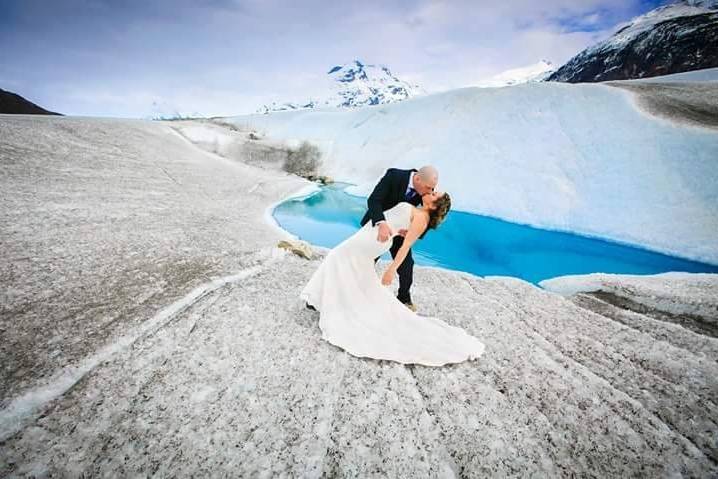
[418,166,438,185]
[413,165,439,195]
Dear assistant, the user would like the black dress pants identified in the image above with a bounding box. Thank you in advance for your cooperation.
[390,235,414,303]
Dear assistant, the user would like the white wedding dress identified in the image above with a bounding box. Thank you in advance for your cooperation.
[300,202,485,366]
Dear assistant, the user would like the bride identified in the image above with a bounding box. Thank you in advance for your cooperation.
[301,190,485,367]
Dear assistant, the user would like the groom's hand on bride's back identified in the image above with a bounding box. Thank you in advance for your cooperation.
[377,222,393,242]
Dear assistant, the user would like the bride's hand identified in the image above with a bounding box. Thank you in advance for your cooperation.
[377,222,393,242]
[381,269,394,286]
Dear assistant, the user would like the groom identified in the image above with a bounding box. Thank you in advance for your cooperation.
[360,166,439,312]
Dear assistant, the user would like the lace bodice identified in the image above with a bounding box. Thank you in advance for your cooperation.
[383,202,413,234]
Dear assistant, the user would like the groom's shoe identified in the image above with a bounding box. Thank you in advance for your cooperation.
[398,295,417,312]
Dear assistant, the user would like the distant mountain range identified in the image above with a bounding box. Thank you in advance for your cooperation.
[257,60,425,114]
[548,0,718,83]
[0,88,61,115]
[476,60,555,88]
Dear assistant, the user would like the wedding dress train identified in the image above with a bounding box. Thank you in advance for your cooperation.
[301,202,485,366]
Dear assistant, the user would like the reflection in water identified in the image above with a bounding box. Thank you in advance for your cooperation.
[273,185,718,284]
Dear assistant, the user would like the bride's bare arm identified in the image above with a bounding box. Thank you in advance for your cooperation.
[381,211,428,285]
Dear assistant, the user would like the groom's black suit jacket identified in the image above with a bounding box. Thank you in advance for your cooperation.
[360,168,426,239]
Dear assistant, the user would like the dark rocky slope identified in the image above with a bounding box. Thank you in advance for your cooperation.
[0,88,61,115]
[549,9,718,83]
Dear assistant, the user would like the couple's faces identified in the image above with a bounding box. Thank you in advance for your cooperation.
[421,184,436,196]
[422,190,442,209]
[416,176,437,196]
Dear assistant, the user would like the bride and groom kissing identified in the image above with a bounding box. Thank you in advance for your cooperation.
[301,166,484,367]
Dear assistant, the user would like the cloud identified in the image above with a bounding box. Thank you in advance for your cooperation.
[1,0,662,117]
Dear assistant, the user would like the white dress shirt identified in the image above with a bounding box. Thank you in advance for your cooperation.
[405,171,416,197]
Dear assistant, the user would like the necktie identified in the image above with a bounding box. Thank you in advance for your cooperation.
[405,188,416,201]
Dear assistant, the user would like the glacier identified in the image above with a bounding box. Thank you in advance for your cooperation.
[224,71,718,265]
[2,114,717,477]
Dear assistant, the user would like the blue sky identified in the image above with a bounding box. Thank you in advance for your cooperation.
[0,0,671,118]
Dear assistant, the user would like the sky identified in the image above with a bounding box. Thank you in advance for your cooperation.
[0,0,670,118]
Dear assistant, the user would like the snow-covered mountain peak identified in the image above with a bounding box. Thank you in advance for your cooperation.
[258,60,424,114]
[327,61,400,85]
[476,60,555,88]
[547,0,718,82]
[603,0,717,49]
[681,0,718,9]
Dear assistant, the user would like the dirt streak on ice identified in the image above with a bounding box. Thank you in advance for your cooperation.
[0,249,285,441]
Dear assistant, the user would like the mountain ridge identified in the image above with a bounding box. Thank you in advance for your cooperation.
[258,60,424,114]
[0,88,61,115]
[548,0,718,82]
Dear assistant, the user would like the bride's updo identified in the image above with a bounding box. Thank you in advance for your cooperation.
[428,193,451,230]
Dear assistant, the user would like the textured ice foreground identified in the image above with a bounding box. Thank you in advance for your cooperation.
[1,115,717,477]
[226,71,718,265]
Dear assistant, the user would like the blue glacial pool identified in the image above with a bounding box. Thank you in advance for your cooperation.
[273,184,718,284]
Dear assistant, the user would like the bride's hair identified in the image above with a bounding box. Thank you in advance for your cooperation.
[428,193,451,230]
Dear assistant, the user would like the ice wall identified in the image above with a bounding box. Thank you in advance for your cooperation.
[225,76,718,264]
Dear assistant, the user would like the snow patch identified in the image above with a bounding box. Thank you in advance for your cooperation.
[476,60,555,88]
[540,271,718,319]
[628,67,718,83]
